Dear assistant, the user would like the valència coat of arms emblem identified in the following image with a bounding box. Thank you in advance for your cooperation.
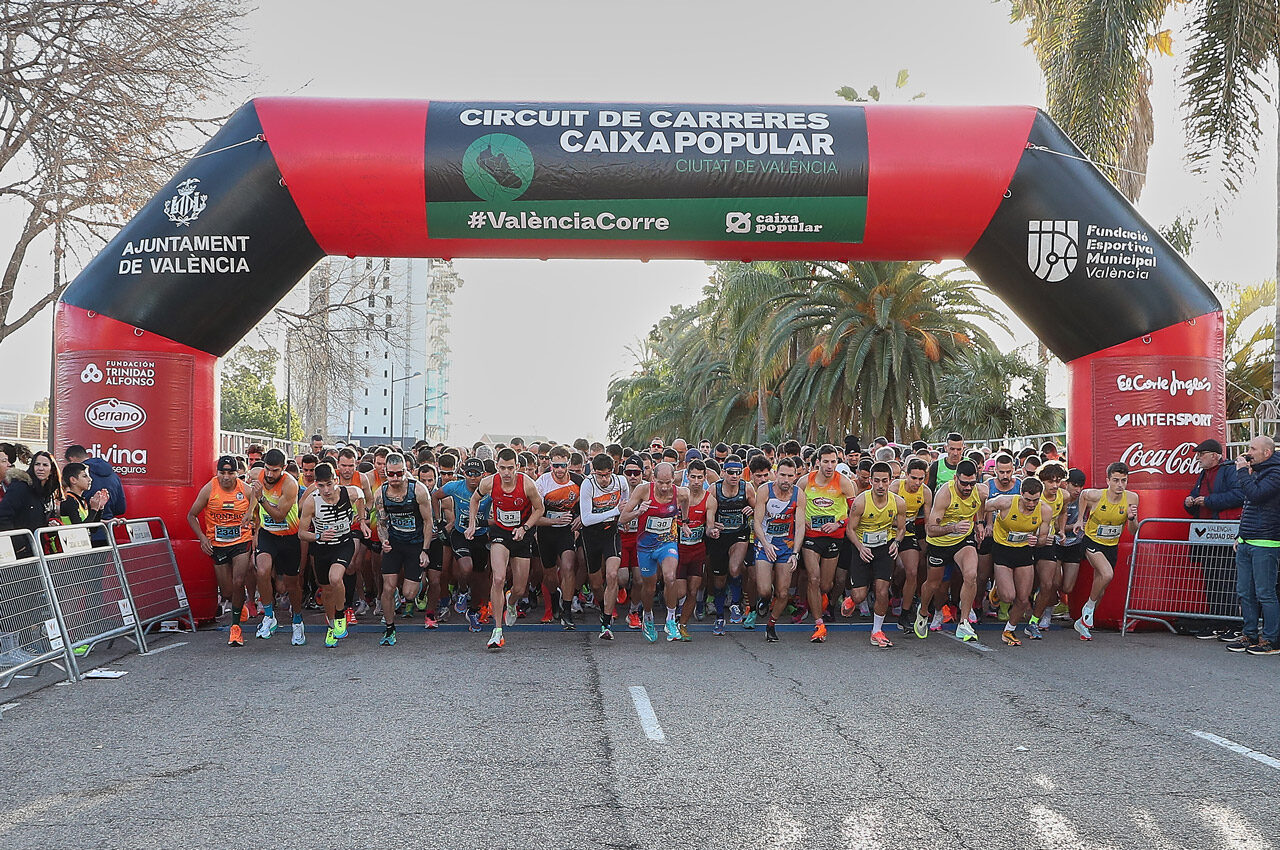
[163,177,208,227]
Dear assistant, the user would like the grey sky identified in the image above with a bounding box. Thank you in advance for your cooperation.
[2,1,1273,443]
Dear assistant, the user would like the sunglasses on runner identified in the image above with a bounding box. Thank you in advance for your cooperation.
[387,471,405,478]
[624,469,642,476]
[551,462,568,469]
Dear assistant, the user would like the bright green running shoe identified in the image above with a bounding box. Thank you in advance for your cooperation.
[324,627,338,648]
[914,609,929,639]
[332,618,348,639]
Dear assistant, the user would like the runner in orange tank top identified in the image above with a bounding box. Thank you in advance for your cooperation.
[187,455,259,647]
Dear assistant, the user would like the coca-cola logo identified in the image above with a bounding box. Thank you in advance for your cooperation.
[84,398,147,433]
[1119,441,1200,476]
[1116,371,1212,397]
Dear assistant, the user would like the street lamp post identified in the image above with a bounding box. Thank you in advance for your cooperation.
[390,364,421,446]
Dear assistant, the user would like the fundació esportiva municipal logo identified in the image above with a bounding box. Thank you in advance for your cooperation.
[462,134,534,202]
[1027,219,1078,283]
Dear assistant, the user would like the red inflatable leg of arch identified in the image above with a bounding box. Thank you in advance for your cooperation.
[1066,311,1225,628]
[53,303,220,621]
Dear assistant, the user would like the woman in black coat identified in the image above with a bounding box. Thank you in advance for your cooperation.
[0,451,64,554]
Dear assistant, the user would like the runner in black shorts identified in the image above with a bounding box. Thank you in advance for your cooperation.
[845,462,906,648]
[373,453,434,645]
[298,462,368,648]
[578,453,629,639]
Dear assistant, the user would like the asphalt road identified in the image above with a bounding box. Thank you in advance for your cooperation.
[1,619,1277,849]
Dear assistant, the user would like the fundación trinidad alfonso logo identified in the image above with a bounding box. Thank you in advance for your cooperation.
[1027,219,1078,283]
[462,134,534,202]
[164,177,208,227]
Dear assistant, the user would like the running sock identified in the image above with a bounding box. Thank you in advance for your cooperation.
[729,575,743,604]
[1082,600,1096,619]
[1005,621,1015,632]
[292,613,303,625]
[343,573,357,608]
[815,617,825,627]
[263,604,274,619]
[602,613,612,627]
[873,614,884,633]
[713,587,727,616]
[232,606,242,626]
[666,606,677,622]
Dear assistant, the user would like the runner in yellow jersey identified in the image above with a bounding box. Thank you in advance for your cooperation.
[890,458,933,633]
[797,444,860,643]
[250,449,303,644]
[1071,461,1140,640]
[918,459,988,642]
[985,477,1053,646]
[1026,462,1069,639]
[845,461,906,648]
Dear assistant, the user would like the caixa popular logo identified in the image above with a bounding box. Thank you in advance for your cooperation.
[163,177,207,227]
[1119,441,1200,476]
[85,398,147,433]
[1027,219,1078,283]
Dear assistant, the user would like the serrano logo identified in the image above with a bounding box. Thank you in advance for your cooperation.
[1027,220,1079,283]
[85,398,147,433]
[1119,441,1199,476]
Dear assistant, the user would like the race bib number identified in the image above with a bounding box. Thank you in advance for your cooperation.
[622,517,639,533]
[261,515,288,532]
[809,515,835,529]
[765,519,790,536]
[1097,524,1123,540]
[214,525,242,543]
[547,510,571,520]
[861,530,888,546]
[679,525,704,545]
[496,508,523,527]
[720,512,744,531]
[390,514,417,532]
[1005,531,1029,544]
[645,515,673,535]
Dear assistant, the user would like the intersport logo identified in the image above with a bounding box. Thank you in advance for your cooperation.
[1119,441,1199,476]
[85,398,146,433]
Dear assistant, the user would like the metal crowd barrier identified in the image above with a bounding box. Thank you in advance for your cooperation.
[110,517,194,634]
[37,522,149,673]
[1123,517,1241,634]
[0,529,76,687]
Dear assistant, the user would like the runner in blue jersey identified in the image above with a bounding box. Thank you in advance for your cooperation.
[439,458,492,631]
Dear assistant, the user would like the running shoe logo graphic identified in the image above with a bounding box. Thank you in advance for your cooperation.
[462,134,534,202]
[1027,219,1078,283]
[476,146,524,190]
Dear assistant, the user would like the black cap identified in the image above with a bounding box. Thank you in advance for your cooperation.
[1067,467,1086,486]
[911,440,929,452]
[216,455,237,472]
[1193,439,1223,454]
[461,458,484,476]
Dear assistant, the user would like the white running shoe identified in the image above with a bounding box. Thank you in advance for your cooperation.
[1074,618,1093,640]
[255,615,277,639]
[967,610,978,625]
[1082,606,1095,629]
[955,621,978,642]
[291,622,305,645]
[504,592,518,627]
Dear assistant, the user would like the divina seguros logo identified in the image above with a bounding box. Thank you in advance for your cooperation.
[1027,219,1079,283]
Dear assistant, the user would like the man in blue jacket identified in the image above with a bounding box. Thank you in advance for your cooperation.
[1227,435,1280,655]
[64,445,126,522]
[1183,439,1243,638]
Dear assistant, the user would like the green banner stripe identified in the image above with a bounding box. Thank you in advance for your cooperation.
[427,196,866,243]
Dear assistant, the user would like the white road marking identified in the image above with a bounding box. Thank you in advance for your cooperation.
[141,641,188,656]
[1190,729,1280,772]
[627,685,666,742]
[0,701,18,714]
[949,633,994,653]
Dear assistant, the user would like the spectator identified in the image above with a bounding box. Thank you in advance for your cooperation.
[1226,435,1280,655]
[64,445,126,523]
[1182,439,1243,639]
[59,462,110,527]
[0,450,63,555]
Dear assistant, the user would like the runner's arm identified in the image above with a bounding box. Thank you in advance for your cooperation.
[791,498,806,556]
[618,483,646,524]
[185,482,212,548]
[925,486,953,538]
[520,479,545,536]
[416,485,435,549]
[297,496,318,543]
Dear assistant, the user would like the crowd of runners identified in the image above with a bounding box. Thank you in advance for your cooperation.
[188,433,1139,651]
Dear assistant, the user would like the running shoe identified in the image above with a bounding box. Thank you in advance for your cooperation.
[1053,601,1071,619]
[560,613,576,631]
[333,617,348,639]
[324,627,337,648]
[988,586,1000,606]
[373,599,384,618]
[713,618,726,636]
[256,615,278,640]
[617,587,628,606]
[1226,634,1258,652]
[454,591,470,615]
[728,604,743,624]
[743,609,757,629]
[643,619,657,643]
[678,624,692,642]
[810,622,827,643]
[1024,622,1043,640]
[870,630,893,649]
[942,605,957,624]
[355,599,370,616]
[571,596,584,614]
[228,624,243,646]
[600,626,613,641]
[380,627,397,647]
[955,621,978,642]
[840,596,855,617]
[914,610,929,640]
[968,610,979,625]
[345,607,357,625]
[505,593,519,628]
[479,602,493,624]
[664,618,679,642]
[540,602,555,624]
[291,622,305,646]
[766,622,779,642]
[1001,629,1022,647]
[424,614,438,630]
[467,611,482,633]
[241,604,253,624]
[898,610,914,633]
[1245,640,1280,655]
[929,611,944,631]
[1082,606,1096,629]
[414,593,430,612]
[486,627,504,649]
[790,607,807,625]
[628,611,642,630]
[1073,618,1092,641]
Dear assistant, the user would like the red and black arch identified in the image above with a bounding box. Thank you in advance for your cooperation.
[54,98,1223,623]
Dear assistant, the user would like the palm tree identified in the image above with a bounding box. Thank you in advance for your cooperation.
[930,346,1063,440]
[1221,280,1276,420]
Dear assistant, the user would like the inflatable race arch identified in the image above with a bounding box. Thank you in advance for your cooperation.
[52,99,1224,623]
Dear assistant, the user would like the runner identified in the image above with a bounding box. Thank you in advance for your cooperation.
[467,448,544,649]
[984,476,1052,646]
[534,446,584,629]
[675,459,718,641]
[441,457,491,632]
[927,432,966,491]
[1025,462,1069,638]
[297,462,369,648]
[1052,468,1088,621]
[797,444,860,643]
[414,461,445,623]
[618,456,645,630]
[187,455,259,647]
[918,459,988,643]
[706,455,755,634]
[335,447,375,623]
[373,453,433,646]
[752,457,807,643]
[890,458,932,632]
[845,461,906,648]
[1071,461,1140,640]
[250,449,303,644]
[619,461,683,642]
[978,453,1021,622]
[578,452,629,639]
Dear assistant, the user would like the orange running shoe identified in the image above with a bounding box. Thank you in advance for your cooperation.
[821,594,829,614]
[870,630,893,648]
[840,596,855,617]
[810,622,827,643]
[942,605,957,624]
[345,607,357,625]
[479,602,493,624]
[627,611,642,630]
[241,605,253,623]
[1001,629,1022,647]
[228,624,243,646]
[617,587,628,606]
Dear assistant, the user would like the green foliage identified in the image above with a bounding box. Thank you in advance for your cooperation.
[836,68,926,103]
[220,345,303,440]
[929,347,1063,440]
[1220,280,1275,419]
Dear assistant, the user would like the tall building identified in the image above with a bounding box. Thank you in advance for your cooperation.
[294,257,460,447]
